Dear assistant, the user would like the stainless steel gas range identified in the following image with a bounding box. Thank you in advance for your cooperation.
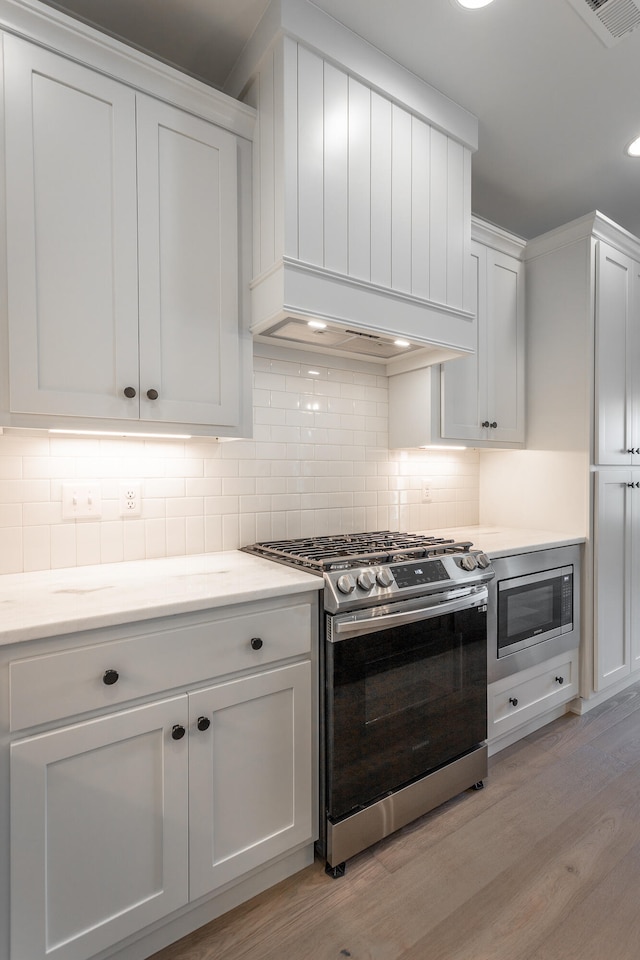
[242,530,494,876]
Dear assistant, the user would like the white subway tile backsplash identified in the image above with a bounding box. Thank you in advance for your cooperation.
[0,346,480,573]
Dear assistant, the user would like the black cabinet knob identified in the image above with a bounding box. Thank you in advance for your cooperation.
[103,669,119,686]
[250,637,263,650]
[146,388,159,400]
[481,420,490,428]
[171,724,186,740]
[555,676,565,685]
[509,697,518,707]
[196,716,210,731]
[123,386,136,399]
[490,421,498,429]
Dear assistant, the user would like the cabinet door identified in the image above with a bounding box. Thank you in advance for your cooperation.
[595,242,636,465]
[485,249,525,444]
[3,36,140,420]
[10,697,189,960]
[594,470,631,689]
[440,242,484,441]
[188,662,313,899]
[136,96,241,426]
[630,470,640,671]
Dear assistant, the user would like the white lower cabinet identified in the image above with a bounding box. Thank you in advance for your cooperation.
[488,650,579,746]
[6,598,316,960]
[10,697,190,960]
[189,663,312,899]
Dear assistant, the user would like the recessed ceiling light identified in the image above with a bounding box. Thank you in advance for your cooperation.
[626,135,640,157]
[394,339,411,348]
[455,0,496,8]
[307,320,327,330]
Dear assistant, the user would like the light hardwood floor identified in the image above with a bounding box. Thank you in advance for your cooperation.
[151,682,640,960]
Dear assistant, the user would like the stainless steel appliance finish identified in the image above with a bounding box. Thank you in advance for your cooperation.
[242,530,494,874]
[487,544,581,683]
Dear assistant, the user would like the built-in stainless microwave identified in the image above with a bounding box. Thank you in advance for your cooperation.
[487,544,581,683]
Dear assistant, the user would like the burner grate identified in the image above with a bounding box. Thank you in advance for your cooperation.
[243,530,472,571]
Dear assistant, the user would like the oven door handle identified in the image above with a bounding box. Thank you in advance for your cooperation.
[330,589,487,641]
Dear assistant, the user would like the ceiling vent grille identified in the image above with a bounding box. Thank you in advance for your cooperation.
[566,0,640,46]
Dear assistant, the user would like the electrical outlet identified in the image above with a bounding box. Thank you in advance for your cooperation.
[62,482,102,519]
[421,481,433,503]
[119,481,142,517]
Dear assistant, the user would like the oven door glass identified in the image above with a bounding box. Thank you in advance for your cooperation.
[325,600,487,822]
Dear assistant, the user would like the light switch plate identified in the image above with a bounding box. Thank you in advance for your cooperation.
[62,482,102,519]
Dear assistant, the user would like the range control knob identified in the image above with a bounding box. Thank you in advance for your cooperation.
[376,568,394,588]
[460,554,478,571]
[357,571,375,591]
[476,552,491,569]
[336,574,356,595]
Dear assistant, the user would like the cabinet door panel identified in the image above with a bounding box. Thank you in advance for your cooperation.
[137,96,240,426]
[440,243,483,440]
[595,242,633,465]
[487,250,524,442]
[10,697,188,960]
[631,470,640,670]
[4,37,140,419]
[594,470,630,689]
[189,663,313,899]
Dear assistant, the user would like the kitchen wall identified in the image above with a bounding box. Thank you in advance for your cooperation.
[0,344,481,575]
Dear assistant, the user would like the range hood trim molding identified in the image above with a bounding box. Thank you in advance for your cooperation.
[250,257,477,358]
[250,258,476,365]
[225,0,478,151]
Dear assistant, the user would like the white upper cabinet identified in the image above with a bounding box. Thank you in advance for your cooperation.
[1,24,254,437]
[136,95,241,427]
[594,241,640,465]
[440,232,525,445]
[225,0,478,367]
[4,38,140,422]
[388,220,525,449]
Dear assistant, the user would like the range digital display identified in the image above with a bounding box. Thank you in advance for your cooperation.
[391,559,450,588]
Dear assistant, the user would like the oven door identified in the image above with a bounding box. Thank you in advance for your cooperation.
[325,589,487,823]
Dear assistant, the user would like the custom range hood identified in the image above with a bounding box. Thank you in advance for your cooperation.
[226,0,480,373]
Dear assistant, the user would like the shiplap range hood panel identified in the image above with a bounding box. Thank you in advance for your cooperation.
[226,0,480,371]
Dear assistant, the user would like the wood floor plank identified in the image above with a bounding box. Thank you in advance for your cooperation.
[400,758,640,960]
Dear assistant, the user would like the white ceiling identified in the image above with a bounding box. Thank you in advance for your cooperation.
[38,0,640,240]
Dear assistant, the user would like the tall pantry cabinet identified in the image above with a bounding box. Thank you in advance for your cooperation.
[516,212,640,702]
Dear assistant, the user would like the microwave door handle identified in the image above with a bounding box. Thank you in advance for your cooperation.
[330,590,487,642]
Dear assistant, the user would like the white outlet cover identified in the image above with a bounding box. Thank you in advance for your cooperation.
[119,481,142,517]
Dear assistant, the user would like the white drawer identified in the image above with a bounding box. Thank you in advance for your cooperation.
[9,600,312,731]
[488,649,578,740]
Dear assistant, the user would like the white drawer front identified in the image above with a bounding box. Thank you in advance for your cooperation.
[9,601,312,731]
[489,651,578,739]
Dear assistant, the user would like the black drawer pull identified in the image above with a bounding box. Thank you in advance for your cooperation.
[123,386,136,399]
[555,676,565,685]
[171,724,186,740]
[146,388,159,400]
[509,697,518,707]
[103,669,119,686]
[250,637,263,650]
[196,716,210,732]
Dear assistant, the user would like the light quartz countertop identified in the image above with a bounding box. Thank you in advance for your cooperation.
[0,527,585,647]
[0,552,322,647]
[423,525,586,558]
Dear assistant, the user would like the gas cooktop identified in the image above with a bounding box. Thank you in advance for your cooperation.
[242,530,474,572]
[243,530,494,614]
